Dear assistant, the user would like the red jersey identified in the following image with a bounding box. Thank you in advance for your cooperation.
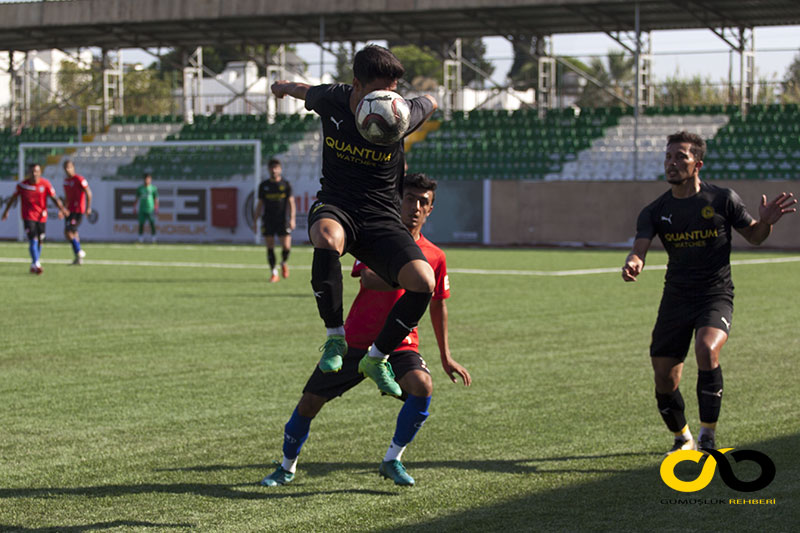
[344,234,450,352]
[64,174,89,213]
[16,178,56,222]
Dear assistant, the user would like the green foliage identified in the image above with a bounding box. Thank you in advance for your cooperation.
[573,50,635,108]
[123,68,177,116]
[391,44,442,87]
[0,243,798,532]
[656,74,728,106]
[333,42,356,83]
[781,51,800,103]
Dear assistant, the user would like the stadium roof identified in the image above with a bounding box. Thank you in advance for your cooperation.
[0,0,799,52]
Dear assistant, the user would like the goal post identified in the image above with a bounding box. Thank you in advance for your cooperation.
[15,139,262,244]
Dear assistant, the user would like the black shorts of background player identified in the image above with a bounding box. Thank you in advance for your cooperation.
[270,45,438,398]
[253,158,296,283]
[622,130,796,455]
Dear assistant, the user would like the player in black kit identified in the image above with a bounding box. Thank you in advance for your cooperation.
[270,45,438,398]
[254,158,296,283]
[622,131,796,455]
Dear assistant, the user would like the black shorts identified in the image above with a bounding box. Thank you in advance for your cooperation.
[65,213,83,231]
[23,220,45,241]
[307,201,427,286]
[303,347,430,400]
[650,290,734,360]
[261,217,290,237]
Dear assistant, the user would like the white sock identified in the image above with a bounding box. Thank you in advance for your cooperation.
[368,343,387,360]
[272,268,279,276]
[326,327,345,337]
[679,427,693,441]
[281,455,298,473]
[383,440,406,462]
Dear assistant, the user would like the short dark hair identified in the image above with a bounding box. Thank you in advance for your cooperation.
[27,162,40,172]
[63,159,73,168]
[667,131,706,161]
[268,158,281,167]
[402,172,437,203]
[353,45,405,84]
[143,173,152,180]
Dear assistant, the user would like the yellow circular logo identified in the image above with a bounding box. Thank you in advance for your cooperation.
[701,206,715,219]
[660,448,732,492]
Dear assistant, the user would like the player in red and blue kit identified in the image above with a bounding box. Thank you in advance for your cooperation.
[62,159,93,265]
[2,162,68,274]
[261,173,471,487]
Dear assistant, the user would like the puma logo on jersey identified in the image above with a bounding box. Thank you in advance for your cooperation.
[721,316,731,330]
[330,116,343,130]
[661,214,673,224]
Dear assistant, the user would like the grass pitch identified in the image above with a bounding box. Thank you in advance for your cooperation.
[1,242,798,532]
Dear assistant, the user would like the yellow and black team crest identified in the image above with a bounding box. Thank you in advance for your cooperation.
[701,205,715,219]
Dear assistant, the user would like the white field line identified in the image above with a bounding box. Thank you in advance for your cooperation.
[1,255,798,276]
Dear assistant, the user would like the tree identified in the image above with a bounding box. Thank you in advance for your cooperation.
[506,34,548,89]
[656,74,727,106]
[390,44,441,89]
[123,67,177,116]
[781,51,800,103]
[572,50,635,108]
[332,42,357,83]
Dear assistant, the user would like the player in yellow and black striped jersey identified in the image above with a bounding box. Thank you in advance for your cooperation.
[253,158,296,283]
[622,131,796,456]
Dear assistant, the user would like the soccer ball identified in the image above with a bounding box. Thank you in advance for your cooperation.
[355,90,411,145]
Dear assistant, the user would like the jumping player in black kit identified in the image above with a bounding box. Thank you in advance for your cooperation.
[622,131,796,455]
[253,158,296,283]
[271,45,438,398]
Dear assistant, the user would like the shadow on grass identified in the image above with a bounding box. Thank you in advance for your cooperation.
[0,520,193,532]
[375,432,800,533]
[0,483,393,502]
[156,451,662,477]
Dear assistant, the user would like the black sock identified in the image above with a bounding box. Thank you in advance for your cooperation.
[697,366,723,424]
[656,389,687,433]
[267,248,276,269]
[282,248,290,263]
[311,248,343,328]
[374,290,432,354]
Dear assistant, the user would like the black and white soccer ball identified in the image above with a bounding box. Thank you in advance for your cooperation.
[355,90,411,146]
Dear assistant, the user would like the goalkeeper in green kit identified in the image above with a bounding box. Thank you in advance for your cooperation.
[135,173,159,243]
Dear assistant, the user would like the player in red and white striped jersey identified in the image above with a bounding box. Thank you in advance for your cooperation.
[261,173,471,488]
[1,162,68,274]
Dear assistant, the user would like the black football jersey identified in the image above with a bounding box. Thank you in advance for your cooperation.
[636,182,755,292]
[305,83,434,220]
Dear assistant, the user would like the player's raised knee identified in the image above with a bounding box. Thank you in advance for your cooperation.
[398,260,434,293]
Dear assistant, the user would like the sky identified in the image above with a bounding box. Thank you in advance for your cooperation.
[0,0,797,86]
[291,25,800,86]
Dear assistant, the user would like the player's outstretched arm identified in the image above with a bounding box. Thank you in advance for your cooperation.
[1,192,19,221]
[51,193,68,218]
[85,185,93,215]
[737,192,796,245]
[271,81,311,101]
[622,238,652,282]
[430,299,471,386]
